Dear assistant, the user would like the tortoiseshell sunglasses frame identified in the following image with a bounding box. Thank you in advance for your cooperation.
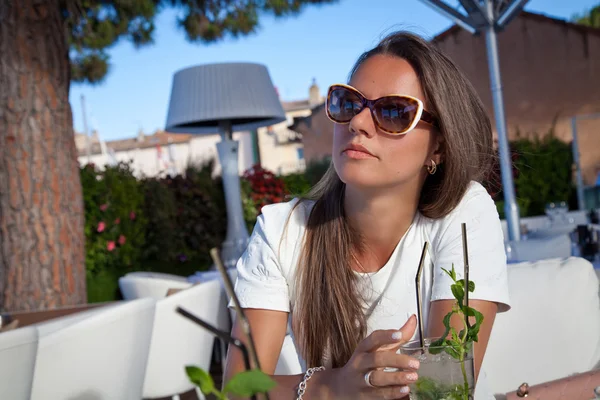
[326,83,439,135]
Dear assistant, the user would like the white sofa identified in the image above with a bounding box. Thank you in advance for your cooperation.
[482,257,600,396]
[31,298,156,400]
[142,280,222,399]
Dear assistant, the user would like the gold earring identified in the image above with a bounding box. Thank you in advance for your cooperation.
[427,160,437,175]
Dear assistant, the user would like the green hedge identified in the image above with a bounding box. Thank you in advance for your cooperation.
[486,129,575,219]
[82,137,573,302]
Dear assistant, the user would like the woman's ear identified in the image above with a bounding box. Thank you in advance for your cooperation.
[430,133,445,165]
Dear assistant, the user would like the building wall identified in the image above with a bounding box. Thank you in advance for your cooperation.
[295,104,334,163]
[257,108,310,175]
[433,13,600,184]
[78,132,255,178]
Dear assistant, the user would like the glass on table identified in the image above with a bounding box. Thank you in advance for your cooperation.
[398,338,475,400]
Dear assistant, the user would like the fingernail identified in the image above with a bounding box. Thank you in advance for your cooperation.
[408,360,420,369]
[400,386,410,394]
[406,373,418,381]
[392,331,403,340]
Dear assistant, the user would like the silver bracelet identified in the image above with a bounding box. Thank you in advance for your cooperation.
[296,366,325,400]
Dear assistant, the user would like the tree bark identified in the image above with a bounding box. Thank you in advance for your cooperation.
[0,0,86,311]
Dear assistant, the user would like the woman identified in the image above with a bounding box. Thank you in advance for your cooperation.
[225,31,510,399]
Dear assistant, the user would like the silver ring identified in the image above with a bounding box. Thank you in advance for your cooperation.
[364,370,376,388]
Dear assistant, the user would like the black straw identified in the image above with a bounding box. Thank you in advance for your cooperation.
[415,241,429,348]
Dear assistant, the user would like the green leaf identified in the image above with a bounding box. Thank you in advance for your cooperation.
[468,280,475,292]
[465,307,484,342]
[185,366,215,395]
[441,265,457,282]
[451,283,464,306]
[443,340,461,359]
[450,327,459,343]
[430,311,454,354]
[223,369,276,397]
[441,267,452,279]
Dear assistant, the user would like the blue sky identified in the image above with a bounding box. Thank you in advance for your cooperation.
[69,0,598,141]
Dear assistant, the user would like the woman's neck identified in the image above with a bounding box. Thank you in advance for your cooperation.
[344,183,421,272]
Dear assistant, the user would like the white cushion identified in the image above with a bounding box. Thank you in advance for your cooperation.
[0,326,38,400]
[482,257,600,395]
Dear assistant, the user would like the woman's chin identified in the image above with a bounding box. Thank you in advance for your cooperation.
[337,170,383,189]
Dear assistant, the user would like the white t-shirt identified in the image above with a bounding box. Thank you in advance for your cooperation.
[232,181,511,398]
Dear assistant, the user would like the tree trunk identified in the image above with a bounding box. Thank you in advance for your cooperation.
[0,0,86,311]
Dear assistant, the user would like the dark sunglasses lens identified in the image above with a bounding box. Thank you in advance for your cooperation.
[328,87,362,123]
[373,96,419,134]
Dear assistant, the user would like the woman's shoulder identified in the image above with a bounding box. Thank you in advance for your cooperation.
[418,181,501,238]
[254,197,315,247]
[259,197,314,229]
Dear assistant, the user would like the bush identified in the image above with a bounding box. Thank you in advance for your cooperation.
[486,128,575,218]
[241,165,288,230]
[512,131,574,217]
[81,162,147,302]
[142,161,226,272]
[305,156,331,185]
[281,172,311,198]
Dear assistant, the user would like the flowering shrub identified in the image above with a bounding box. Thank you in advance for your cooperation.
[80,162,147,302]
[243,165,287,211]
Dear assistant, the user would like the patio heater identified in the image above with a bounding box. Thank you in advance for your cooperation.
[165,63,286,268]
[418,0,527,241]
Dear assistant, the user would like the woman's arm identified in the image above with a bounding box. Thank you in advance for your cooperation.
[427,299,498,380]
[224,309,421,400]
[224,308,329,400]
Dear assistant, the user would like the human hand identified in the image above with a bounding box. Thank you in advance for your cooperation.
[326,315,420,399]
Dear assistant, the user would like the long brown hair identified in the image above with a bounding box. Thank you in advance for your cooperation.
[293,31,493,368]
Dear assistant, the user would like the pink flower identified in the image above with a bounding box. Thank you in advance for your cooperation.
[118,235,126,246]
[97,222,105,233]
[99,204,108,211]
[107,241,116,251]
[129,211,136,220]
[114,218,120,225]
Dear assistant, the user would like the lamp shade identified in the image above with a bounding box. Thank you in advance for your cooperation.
[164,62,286,134]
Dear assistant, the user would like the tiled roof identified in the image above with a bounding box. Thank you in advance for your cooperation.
[77,130,193,157]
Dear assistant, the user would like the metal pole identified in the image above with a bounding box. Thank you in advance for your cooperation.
[571,117,586,210]
[81,94,91,163]
[217,121,250,268]
[484,0,521,241]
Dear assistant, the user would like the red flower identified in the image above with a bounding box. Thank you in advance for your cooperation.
[129,211,136,220]
[97,222,106,233]
[99,204,108,211]
[107,241,116,251]
[114,218,120,225]
[118,235,126,246]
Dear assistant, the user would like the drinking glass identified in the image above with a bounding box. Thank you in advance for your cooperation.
[399,338,475,400]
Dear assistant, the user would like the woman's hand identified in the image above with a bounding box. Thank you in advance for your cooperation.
[324,315,420,399]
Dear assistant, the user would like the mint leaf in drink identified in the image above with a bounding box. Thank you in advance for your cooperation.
[185,366,215,395]
[467,280,475,292]
[451,283,464,307]
[224,369,276,397]
[441,264,457,281]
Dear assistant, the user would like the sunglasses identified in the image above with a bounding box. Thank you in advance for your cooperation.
[325,84,438,135]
